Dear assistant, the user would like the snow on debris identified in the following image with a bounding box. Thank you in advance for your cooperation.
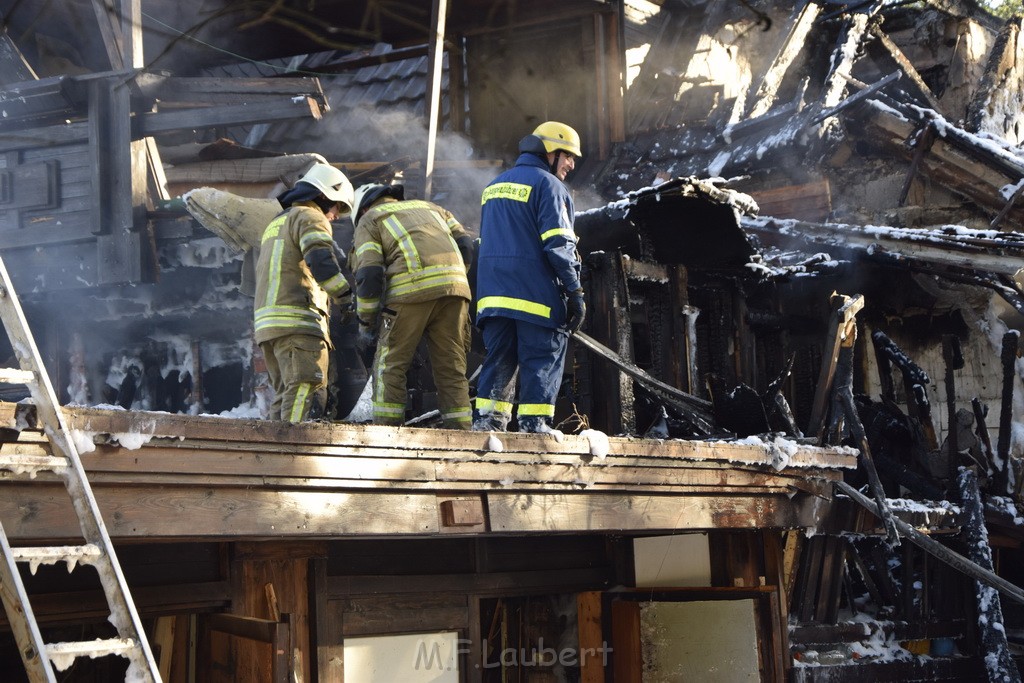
[580,429,610,459]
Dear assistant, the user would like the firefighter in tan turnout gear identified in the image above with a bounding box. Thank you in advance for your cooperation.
[350,184,475,428]
[254,163,355,422]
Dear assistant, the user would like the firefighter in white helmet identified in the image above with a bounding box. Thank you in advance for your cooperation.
[253,162,355,422]
[350,183,475,428]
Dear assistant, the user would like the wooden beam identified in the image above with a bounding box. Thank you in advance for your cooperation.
[869,25,943,113]
[747,2,821,118]
[0,486,441,539]
[487,492,823,533]
[135,97,323,138]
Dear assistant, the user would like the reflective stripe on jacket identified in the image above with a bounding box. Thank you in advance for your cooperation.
[476,153,580,330]
[351,197,471,325]
[253,202,338,346]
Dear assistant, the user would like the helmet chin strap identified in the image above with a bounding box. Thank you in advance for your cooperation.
[549,151,562,175]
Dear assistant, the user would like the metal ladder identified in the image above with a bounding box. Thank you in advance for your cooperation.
[0,255,161,682]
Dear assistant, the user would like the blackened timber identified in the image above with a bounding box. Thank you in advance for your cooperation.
[956,468,1022,682]
[972,397,995,477]
[871,331,938,450]
[868,26,943,112]
[585,252,636,435]
[836,480,1024,606]
[139,76,327,104]
[0,30,36,85]
[808,294,863,441]
[942,335,963,481]
[996,331,1019,494]
[835,324,900,543]
[741,216,1024,277]
[574,331,716,434]
[746,2,821,118]
[813,71,901,126]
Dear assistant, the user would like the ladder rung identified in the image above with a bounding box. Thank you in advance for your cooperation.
[0,454,68,478]
[11,544,103,574]
[0,367,35,385]
[45,637,137,672]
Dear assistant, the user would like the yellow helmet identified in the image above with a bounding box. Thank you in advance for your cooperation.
[297,163,354,214]
[532,121,582,158]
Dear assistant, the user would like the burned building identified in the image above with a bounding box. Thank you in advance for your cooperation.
[2,0,1024,681]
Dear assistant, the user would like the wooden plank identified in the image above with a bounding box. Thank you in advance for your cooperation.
[578,591,605,683]
[340,593,467,637]
[0,486,440,539]
[611,600,640,683]
[135,98,323,138]
[59,405,856,468]
[5,441,839,489]
[748,179,832,223]
[487,492,818,533]
[312,560,343,683]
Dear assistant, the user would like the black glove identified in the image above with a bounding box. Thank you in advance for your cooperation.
[356,323,377,352]
[566,288,586,334]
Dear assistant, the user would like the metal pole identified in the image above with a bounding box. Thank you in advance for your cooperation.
[423,0,448,201]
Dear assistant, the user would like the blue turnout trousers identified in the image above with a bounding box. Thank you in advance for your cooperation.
[474,316,568,431]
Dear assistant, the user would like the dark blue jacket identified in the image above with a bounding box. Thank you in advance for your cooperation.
[476,153,581,329]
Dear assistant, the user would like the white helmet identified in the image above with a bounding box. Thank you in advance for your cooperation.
[297,163,354,214]
[352,183,405,223]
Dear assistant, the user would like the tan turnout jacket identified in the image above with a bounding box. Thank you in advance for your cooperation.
[351,197,471,325]
[253,202,349,346]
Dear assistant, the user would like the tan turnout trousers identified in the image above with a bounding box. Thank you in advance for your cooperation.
[371,296,472,429]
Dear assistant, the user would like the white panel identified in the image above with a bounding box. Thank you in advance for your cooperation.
[640,600,759,682]
[344,631,460,683]
[633,534,711,587]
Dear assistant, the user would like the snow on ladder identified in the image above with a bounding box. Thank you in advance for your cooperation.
[0,254,161,682]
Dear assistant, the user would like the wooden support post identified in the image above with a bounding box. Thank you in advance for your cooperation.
[996,331,1019,495]
[972,397,996,479]
[578,591,605,683]
[942,335,964,483]
[808,293,863,442]
[586,252,635,435]
[872,330,939,450]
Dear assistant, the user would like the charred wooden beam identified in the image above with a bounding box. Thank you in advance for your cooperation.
[942,335,963,483]
[837,479,1024,606]
[855,99,1024,229]
[898,122,937,206]
[741,216,1024,277]
[813,71,901,126]
[996,331,1019,494]
[747,2,821,118]
[871,330,938,451]
[808,293,863,442]
[972,397,995,479]
[833,318,901,544]
[955,468,1022,682]
[868,24,944,112]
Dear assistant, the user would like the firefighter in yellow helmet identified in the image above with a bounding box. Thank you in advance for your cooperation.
[253,162,354,422]
[350,183,475,428]
[474,121,585,433]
